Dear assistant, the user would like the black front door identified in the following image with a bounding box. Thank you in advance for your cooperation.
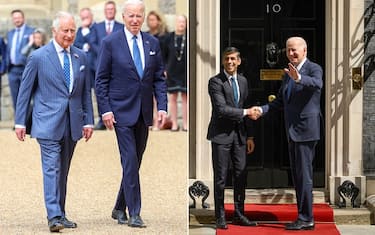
[221,0,325,188]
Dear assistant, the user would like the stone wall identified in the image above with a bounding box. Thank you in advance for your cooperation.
[364,0,375,176]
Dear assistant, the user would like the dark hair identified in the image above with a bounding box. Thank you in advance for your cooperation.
[11,9,24,17]
[222,47,240,59]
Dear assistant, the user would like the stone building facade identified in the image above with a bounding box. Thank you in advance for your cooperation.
[364,0,375,178]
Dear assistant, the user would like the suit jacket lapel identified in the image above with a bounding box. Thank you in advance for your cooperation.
[299,59,309,75]
[70,48,80,93]
[46,42,66,84]
[220,73,236,107]
[122,32,140,80]
[142,32,150,78]
[238,75,247,105]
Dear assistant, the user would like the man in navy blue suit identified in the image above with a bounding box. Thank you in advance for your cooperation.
[94,0,124,130]
[251,36,323,231]
[74,7,98,89]
[95,0,167,228]
[0,36,6,107]
[6,9,34,114]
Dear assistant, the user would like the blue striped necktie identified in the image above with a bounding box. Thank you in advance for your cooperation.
[231,76,239,106]
[63,50,70,91]
[132,35,143,78]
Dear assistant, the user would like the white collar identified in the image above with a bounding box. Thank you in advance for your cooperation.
[52,39,70,53]
[224,70,237,80]
[124,27,141,40]
[296,58,307,71]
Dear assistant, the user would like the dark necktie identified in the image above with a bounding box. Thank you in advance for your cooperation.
[286,77,294,100]
[63,50,71,91]
[132,35,143,78]
[231,76,239,106]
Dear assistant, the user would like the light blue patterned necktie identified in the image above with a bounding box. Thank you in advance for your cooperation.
[63,50,70,91]
[132,35,143,78]
[15,28,21,64]
[231,76,239,106]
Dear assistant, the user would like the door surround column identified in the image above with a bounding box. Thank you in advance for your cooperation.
[189,0,220,207]
[325,0,366,206]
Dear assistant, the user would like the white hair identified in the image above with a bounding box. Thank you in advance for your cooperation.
[52,11,74,29]
[286,36,307,49]
[122,0,145,15]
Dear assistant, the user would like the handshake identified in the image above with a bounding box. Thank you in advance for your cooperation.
[246,106,262,120]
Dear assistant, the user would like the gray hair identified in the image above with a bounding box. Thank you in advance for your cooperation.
[52,11,75,29]
[122,0,145,15]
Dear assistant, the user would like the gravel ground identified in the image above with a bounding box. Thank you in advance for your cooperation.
[0,128,188,235]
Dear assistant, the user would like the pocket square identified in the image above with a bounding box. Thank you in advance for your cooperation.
[149,51,156,55]
[80,65,85,71]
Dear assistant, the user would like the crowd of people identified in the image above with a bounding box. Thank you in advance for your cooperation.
[0,0,188,132]
[0,0,187,233]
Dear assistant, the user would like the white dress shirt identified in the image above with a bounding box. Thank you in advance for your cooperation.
[53,40,73,93]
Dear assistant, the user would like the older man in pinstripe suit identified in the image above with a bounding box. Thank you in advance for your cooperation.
[15,11,94,232]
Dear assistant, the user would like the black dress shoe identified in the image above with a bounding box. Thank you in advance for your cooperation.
[232,215,257,226]
[128,215,146,228]
[60,217,77,228]
[285,219,315,230]
[112,209,128,224]
[216,217,228,229]
[48,217,64,232]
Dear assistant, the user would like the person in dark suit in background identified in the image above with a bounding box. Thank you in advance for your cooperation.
[207,47,258,230]
[251,36,323,231]
[96,1,124,39]
[14,11,94,232]
[94,0,124,130]
[95,0,167,228]
[74,7,99,89]
[6,9,34,114]
[0,36,6,106]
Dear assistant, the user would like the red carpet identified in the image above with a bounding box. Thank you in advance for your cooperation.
[217,204,340,235]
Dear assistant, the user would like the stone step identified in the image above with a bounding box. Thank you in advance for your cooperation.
[190,189,373,225]
[333,207,372,225]
[190,207,373,225]
[224,188,326,204]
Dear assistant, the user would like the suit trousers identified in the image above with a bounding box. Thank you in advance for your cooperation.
[8,65,24,111]
[113,116,148,216]
[211,131,247,219]
[37,117,76,219]
[288,139,317,222]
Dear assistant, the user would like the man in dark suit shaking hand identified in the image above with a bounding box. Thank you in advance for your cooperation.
[207,47,258,229]
[250,37,323,230]
[95,0,168,228]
